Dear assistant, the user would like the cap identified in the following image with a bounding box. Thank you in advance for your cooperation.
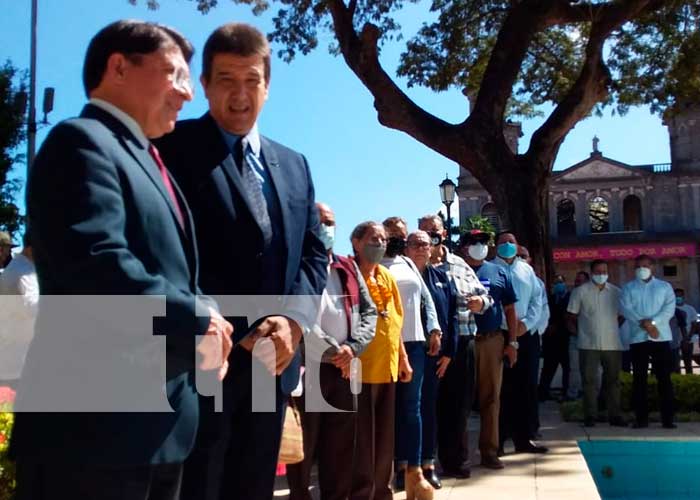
[459,229,491,247]
[0,231,17,248]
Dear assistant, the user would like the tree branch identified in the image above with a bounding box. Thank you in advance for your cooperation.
[527,0,659,168]
[325,0,478,166]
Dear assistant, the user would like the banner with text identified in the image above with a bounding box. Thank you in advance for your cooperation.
[553,242,697,263]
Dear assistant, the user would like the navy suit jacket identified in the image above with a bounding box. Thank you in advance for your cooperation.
[11,104,211,465]
[155,113,328,393]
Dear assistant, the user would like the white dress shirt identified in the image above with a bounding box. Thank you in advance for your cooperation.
[494,257,544,334]
[620,276,676,344]
[567,281,623,351]
[0,253,39,379]
[382,255,440,342]
[535,277,550,335]
[89,98,148,147]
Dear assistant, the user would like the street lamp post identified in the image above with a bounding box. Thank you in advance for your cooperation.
[439,174,457,250]
[27,0,38,171]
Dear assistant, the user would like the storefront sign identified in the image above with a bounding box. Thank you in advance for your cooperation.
[553,242,697,263]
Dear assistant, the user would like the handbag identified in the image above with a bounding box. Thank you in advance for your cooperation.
[278,397,304,464]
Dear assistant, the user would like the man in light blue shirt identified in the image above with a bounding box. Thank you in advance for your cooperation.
[494,232,547,455]
[620,254,676,429]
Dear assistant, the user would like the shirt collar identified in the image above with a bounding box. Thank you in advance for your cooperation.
[217,121,261,157]
[89,98,148,148]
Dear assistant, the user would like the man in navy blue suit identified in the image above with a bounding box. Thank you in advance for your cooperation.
[156,22,328,500]
[11,20,233,500]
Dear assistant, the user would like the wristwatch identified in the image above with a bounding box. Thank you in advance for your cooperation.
[509,340,519,350]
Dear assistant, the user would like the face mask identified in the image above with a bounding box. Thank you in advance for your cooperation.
[467,243,488,261]
[676,297,684,306]
[497,242,517,260]
[552,283,567,295]
[592,274,608,285]
[362,243,386,265]
[635,267,652,281]
[318,224,335,251]
[385,237,407,257]
[428,232,443,247]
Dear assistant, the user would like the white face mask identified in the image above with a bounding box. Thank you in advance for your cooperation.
[592,274,608,285]
[635,266,652,281]
[318,224,335,251]
[468,243,489,261]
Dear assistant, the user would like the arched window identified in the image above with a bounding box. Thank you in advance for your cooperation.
[556,199,576,238]
[481,202,501,232]
[623,195,643,231]
[589,196,610,233]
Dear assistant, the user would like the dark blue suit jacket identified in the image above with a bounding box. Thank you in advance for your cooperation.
[11,104,211,465]
[155,113,328,394]
[422,265,460,358]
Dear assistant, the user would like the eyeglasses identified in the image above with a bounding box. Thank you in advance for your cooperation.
[170,66,194,96]
[408,241,431,249]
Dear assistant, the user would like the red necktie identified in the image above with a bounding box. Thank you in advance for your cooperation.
[148,144,185,229]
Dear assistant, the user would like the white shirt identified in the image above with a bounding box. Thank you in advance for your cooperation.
[0,253,39,379]
[620,276,676,344]
[89,98,149,148]
[535,277,550,335]
[382,256,440,342]
[567,281,623,351]
[494,257,544,334]
[305,267,349,363]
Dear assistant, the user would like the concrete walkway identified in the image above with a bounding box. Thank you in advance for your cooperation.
[274,399,700,499]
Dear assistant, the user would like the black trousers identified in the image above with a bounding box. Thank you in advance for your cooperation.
[16,461,182,500]
[437,336,475,470]
[630,341,675,426]
[538,332,570,398]
[500,332,540,448]
[287,363,356,500]
[180,348,287,500]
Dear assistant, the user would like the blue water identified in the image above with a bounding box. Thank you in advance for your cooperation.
[579,440,700,500]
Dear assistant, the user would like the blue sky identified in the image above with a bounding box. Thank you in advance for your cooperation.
[3,0,671,255]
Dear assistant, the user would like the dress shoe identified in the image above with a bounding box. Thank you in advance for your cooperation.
[481,456,505,470]
[422,468,442,489]
[514,441,549,454]
[583,417,596,427]
[631,420,649,429]
[662,422,677,429]
[609,417,628,427]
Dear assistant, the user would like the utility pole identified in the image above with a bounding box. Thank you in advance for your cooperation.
[27,0,38,171]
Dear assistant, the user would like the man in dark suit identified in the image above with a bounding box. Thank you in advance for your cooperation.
[11,20,233,500]
[155,23,328,500]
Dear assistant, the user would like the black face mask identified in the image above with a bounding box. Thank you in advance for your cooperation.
[428,232,443,246]
[385,237,407,257]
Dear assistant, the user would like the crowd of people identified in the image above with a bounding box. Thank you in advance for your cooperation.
[0,16,696,500]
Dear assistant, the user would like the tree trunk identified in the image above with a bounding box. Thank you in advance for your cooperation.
[486,160,554,286]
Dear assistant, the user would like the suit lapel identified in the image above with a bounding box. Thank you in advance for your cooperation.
[260,137,290,253]
[81,105,195,249]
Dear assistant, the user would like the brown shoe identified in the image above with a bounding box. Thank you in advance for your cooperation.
[405,466,434,500]
[481,456,505,470]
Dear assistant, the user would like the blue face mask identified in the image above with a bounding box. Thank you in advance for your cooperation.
[497,242,517,260]
[676,297,684,306]
[553,283,567,295]
[318,224,335,251]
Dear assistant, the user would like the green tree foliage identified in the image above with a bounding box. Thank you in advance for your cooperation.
[135,0,699,274]
[0,61,27,236]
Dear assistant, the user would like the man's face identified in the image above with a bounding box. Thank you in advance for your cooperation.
[125,47,193,138]
[635,258,654,277]
[385,222,408,240]
[676,290,685,303]
[202,53,269,135]
[406,232,432,267]
[418,218,445,244]
[517,246,531,264]
[318,204,335,227]
[352,224,387,255]
[497,232,517,246]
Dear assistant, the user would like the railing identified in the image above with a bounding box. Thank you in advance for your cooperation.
[652,163,672,173]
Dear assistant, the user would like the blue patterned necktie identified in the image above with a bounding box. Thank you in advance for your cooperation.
[239,137,273,245]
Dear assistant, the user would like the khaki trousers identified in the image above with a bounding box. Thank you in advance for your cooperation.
[475,332,504,459]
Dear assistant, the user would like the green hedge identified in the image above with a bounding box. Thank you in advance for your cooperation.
[561,373,700,422]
